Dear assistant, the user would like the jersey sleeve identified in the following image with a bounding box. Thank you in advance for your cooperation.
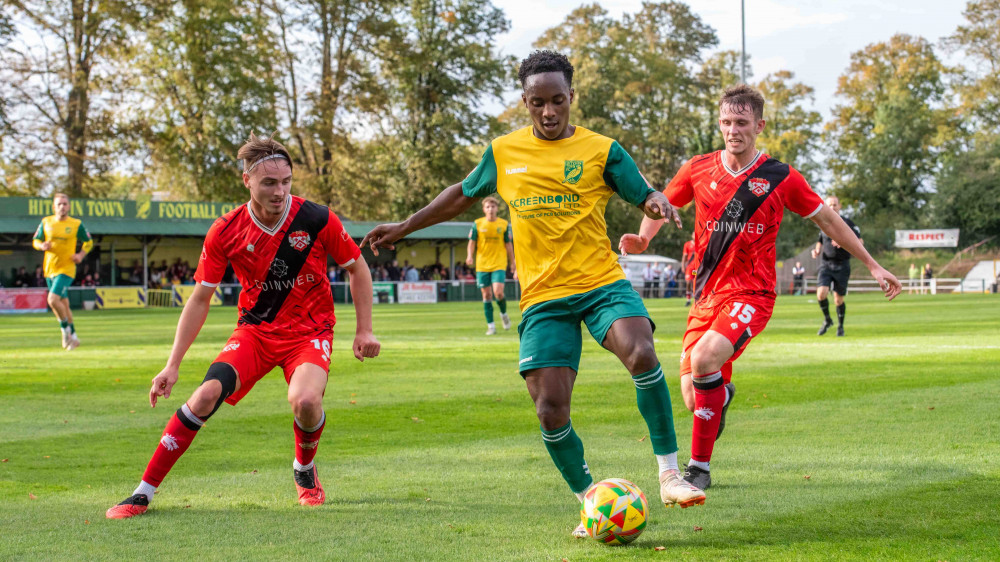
[783,168,824,218]
[603,141,655,206]
[845,217,861,238]
[31,220,46,250]
[320,209,362,268]
[504,223,512,243]
[194,218,229,287]
[664,159,694,208]
[77,222,94,253]
[468,224,478,241]
[462,144,498,198]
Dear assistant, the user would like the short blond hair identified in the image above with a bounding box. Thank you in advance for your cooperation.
[482,196,500,208]
[239,132,292,174]
[52,192,69,202]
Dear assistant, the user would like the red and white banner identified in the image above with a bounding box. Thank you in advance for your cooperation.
[398,282,437,304]
[895,229,959,248]
[0,288,48,313]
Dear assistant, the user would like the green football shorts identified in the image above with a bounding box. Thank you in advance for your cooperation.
[45,273,74,299]
[476,270,506,288]
[517,279,654,375]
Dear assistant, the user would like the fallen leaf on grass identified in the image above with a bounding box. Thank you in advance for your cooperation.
[928,407,935,410]
[43,455,50,458]
[29,493,37,500]
[638,436,647,442]
[495,397,502,402]
[129,410,136,414]
[115,378,121,383]
[63,420,68,424]
[84,520,89,524]
[763,394,768,398]
[693,526,703,531]
[654,546,667,551]
[154,490,160,495]
[411,417,423,423]
[349,400,356,405]
[184,505,191,508]
[251,469,258,474]
[443,393,449,397]
[752,405,761,408]
[425,498,431,502]
[447,524,454,528]
[1,459,8,463]
[804,475,811,480]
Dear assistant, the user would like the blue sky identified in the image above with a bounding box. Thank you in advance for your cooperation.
[489,0,969,119]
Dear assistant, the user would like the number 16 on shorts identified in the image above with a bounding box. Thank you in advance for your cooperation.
[310,338,332,363]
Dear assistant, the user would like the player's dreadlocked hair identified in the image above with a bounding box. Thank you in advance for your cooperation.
[517,50,574,89]
[239,131,293,175]
[719,84,765,120]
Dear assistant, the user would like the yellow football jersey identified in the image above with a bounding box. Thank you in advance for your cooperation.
[469,217,511,272]
[32,215,93,278]
[462,126,653,310]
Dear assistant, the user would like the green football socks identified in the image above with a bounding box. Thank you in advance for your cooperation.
[632,364,679,455]
[483,300,494,323]
[496,297,507,314]
[541,420,593,494]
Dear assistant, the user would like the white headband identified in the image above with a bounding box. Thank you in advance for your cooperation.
[243,153,289,174]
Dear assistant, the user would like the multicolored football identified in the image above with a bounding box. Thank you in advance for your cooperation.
[580,478,649,545]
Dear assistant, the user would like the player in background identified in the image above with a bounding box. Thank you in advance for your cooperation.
[811,196,861,337]
[32,193,92,350]
[107,133,380,519]
[466,196,515,335]
[681,233,696,306]
[363,50,704,538]
[620,85,901,490]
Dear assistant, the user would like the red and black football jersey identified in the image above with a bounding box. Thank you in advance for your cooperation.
[194,195,360,337]
[665,150,823,305]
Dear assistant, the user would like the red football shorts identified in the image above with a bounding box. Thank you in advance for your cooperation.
[679,294,774,382]
[213,326,334,405]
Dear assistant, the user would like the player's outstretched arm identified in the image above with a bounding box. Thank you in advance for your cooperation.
[620,179,683,256]
[361,183,478,255]
[466,239,476,267]
[149,283,215,407]
[345,256,380,362]
[811,206,901,300]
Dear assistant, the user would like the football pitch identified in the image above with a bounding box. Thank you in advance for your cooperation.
[1,293,998,560]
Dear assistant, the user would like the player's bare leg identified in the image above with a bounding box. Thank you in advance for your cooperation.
[107,365,239,519]
[288,362,328,506]
[684,331,735,490]
[603,317,704,508]
[524,366,593,535]
[492,282,511,330]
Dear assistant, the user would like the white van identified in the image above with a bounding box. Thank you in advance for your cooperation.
[618,254,680,291]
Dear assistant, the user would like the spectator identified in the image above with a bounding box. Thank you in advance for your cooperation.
[792,261,806,295]
[327,266,338,284]
[387,259,401,281]
[404,264,419,282]
[93,271,102,286]
[15,266,33,288]
[34,266,45,287]
[642,262,656,298]
[908,263,919,295]
[662,264,676,298]
[922,263,934,295]
[82,274,96,287]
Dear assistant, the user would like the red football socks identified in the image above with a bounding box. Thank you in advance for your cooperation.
[141,405,203,487]
[294,412,326,467]
[690,371,725,463]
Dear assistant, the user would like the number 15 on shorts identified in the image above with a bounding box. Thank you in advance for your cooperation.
[728,302,756,324]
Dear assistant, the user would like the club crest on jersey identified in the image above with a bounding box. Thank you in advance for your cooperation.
[563,160,583,184]
[749,178,770,196]
[288,230,311,251]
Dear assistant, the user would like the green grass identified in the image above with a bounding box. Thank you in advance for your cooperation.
[1,293,998,561]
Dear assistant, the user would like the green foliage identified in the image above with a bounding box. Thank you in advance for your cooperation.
[932,138,1000,243]
[942,0,1000,140]
[825,34,955,250]
[129,0,278,201]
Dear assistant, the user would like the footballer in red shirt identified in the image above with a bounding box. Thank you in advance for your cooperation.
[620,85,900,490]
[107,133,380,519]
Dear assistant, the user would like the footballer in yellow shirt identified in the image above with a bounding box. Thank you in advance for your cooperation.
[32,193,93,350]
[362,51,701,530]
[466,197,515,334]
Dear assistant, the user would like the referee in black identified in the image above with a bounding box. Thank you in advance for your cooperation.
[811,196,862,336]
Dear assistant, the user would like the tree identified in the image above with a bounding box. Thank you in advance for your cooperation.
[1,0,138,196]
[933,138,1000,243]
[127,0,278,201]
[942,0,1000,142]
[824,34,953,248]
[376,0,512,218]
